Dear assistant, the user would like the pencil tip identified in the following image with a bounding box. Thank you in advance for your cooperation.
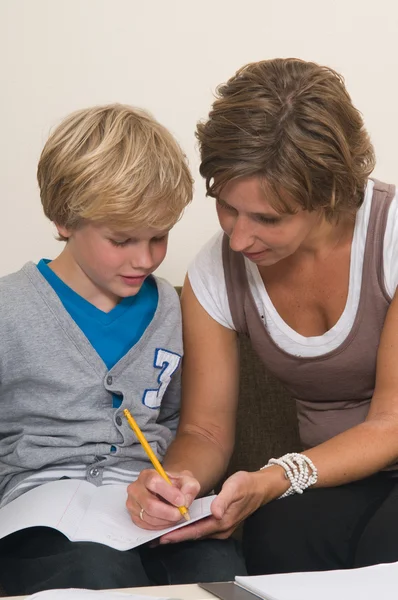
[183,511,191,521]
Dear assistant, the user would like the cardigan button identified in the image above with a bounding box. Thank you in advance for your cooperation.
[106,375,113,385]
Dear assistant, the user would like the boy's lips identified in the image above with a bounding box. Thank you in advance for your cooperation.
[120,274,147,285]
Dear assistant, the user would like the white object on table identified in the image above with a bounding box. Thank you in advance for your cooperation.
[5,583,215,600]
[236,561,398,600]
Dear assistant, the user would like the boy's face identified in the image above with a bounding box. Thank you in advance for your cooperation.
[54,221,169,311]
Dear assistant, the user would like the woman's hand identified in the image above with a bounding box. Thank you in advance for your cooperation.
[158,467,287,543]
[126,468,201,530]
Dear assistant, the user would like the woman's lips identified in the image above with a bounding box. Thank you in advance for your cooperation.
[242,249,271,260]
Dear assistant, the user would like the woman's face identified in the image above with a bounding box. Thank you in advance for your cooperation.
[216,176,324,267]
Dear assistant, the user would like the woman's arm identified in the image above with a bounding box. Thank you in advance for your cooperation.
[163,275,241,492]
[126,275,243,528]
[160,289,398,542]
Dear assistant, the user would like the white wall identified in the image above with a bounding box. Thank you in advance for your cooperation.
[1,0,398,284]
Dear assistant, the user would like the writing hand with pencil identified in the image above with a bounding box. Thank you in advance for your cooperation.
[124,409,200,531]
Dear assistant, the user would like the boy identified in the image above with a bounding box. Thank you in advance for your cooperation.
[0,104,245,595]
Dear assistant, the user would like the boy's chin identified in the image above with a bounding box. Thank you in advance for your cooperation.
[118,286,144,298]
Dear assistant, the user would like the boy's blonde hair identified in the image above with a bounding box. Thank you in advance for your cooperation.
[197,58,375,220]
[38,104,193,239]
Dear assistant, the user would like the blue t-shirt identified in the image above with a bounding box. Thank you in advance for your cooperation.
[37,259,158,408]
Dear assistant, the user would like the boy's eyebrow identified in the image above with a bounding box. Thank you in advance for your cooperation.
[109,230,170,239]
[107,232,131,239]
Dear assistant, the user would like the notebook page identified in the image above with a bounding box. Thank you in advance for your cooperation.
[0,479,215,550]
[56,481,98,539]
[75,483,144,549]
[0,479,90,541]
[76,487,215,550]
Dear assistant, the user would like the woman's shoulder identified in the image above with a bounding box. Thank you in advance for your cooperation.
[188,231,235,330]
[382,183,398,298]
[190,230,224,269]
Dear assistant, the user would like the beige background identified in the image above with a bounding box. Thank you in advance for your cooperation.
[1,0,398,284]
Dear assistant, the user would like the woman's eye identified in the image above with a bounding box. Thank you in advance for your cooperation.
[258,216,280,225]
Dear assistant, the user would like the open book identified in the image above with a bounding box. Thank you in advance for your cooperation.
[235,561,398,600]
[0,479,214,551]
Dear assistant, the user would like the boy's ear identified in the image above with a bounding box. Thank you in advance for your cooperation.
[54,223,72,240]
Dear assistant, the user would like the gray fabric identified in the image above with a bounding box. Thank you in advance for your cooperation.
[0,263,182,502]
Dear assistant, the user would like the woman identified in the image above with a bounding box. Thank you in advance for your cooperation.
[127,58,398,574]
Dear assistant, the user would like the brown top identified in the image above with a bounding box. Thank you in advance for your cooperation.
[223,180,396,449]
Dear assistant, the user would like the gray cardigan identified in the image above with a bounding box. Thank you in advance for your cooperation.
[0,263,182,503]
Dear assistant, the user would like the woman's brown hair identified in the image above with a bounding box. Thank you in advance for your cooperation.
[197,58,375,219]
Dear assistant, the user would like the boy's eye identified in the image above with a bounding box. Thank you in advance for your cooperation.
[109,238,130,247]
[152,235,167,243]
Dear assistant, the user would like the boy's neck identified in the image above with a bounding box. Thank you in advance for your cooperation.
[48,249,121,313]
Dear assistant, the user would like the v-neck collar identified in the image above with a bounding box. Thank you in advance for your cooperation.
[24,262,164,376]
[37,259,136,325]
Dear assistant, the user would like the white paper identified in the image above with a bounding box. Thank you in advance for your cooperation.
[27,589,178,599]
[236,561,398,600]
[0,479,214,551]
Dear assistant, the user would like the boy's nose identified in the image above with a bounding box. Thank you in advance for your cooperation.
[129,246,154,271]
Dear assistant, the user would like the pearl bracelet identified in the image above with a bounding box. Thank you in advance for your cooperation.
[261,452,318,499]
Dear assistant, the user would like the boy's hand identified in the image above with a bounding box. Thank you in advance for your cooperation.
[126,469,200,530]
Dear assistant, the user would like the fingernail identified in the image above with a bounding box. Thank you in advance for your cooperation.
[160,539,170,545]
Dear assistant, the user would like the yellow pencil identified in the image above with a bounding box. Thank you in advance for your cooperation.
[123,408,190,521]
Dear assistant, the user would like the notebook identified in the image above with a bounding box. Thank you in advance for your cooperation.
[235,561,398,600]
[0,478,214,551]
